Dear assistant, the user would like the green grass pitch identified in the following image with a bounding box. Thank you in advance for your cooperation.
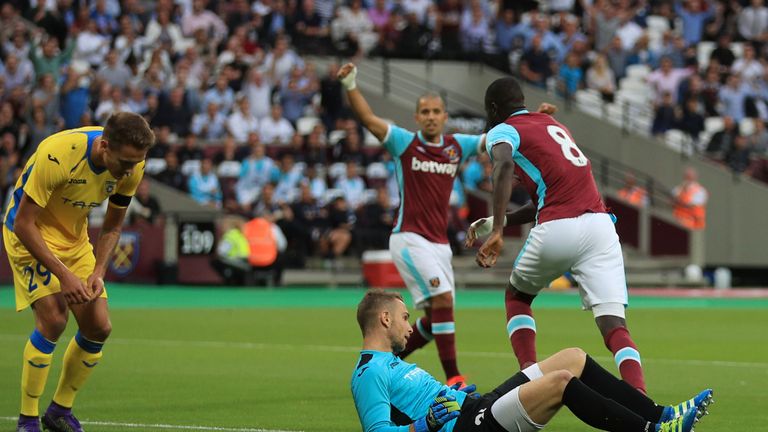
[1,285,767,431]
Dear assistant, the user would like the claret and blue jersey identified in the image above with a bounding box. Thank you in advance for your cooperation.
[351,350,467,432]
[485,110,606,224]
[383,125,483,244]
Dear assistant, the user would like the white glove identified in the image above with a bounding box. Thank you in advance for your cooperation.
[340,65,357,91]
[470,216,507,238]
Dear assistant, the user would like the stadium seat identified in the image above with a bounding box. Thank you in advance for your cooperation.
[704,117,725,134]
[363,129,381,147]
[625,64,651,80]
[664,129,692,154]
[363,188,378,204]
[145,158,167,175]
[328,162,347,180]
[740,118,755,136]
[575,89,603,118]
[646,15,670,33]
[366,162,389,179]
[730,41,744,59]
[329,130,346,146]
[217,161,241,178]
[181,159,201,177]
[297,116,320,136]
[619,77,648,93]
[605,103,626,127]
[322,188,344,204]
[697,41,716,70]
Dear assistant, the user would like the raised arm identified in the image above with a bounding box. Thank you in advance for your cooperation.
[337,63,389,141]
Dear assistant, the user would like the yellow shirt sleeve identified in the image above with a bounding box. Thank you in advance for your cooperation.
[23,153,68,208]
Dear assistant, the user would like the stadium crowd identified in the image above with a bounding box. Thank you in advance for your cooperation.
[1,0,763,270]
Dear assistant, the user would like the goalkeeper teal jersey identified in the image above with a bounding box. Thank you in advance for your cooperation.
[351,350,467,432]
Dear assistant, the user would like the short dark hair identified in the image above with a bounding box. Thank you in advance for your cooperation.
[485,77,525,111]
[356,290,404,336]
[416,92,445,112]
[103,112,155,151]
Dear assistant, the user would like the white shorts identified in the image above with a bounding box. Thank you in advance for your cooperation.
[490,387,544,432]
[389,232,454,309]
[511,212,628,310]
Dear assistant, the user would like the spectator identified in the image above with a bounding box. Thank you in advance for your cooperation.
[320,196,354,261]
[181,0,227,43]
[460,1,491,55]
[355,187,393,251]
[304,164,327,201]
[155,87,193,136]
[244,69,272,120]
[177,132,204,164]
[191,101,228,140]
[95,87,132,124]
[236,139,280,210]
[604,35,631,82]
[749,119,768,155]
[520,34,553,88]
[294,0,331,54]
[335,128,368,165]
[732,45,764,84]
[674,97,706,145]
[726,134,754,172]
[73,20,110,68]
[155,151,186,192]
[652,92,677,136]
[616,10,644,51]
[28,36,75,78]
[332,0,377,57]
[203,74,236,115]
[31,74,61,126]
[320,63,344,131]
[148,126,172,159]
[259,104,295,145]
[144,9,193,56]
[127,179,162,225]
[558,51,583,99]
[188,157,222,207]
[705,116,738,160]
[718,74,752,122]
[280,68,315,124]
[59,67,91,129]
[335,161,366,210]
[646,56,694,104]
[674,0,714,46]
[738,0,768,42]
[672,167,708,230]
[263,36,304,83]
[586,53,616,102]
[617,172,649,208]
[227,96,260,143]
[289,182,327,265]
[368,0,392,34]
[2,54,33,92]
[274,152,304,204]
[709,33,735,73]
[214,134,241,167]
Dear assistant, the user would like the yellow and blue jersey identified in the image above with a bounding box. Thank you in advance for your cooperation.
[3,127,144,251]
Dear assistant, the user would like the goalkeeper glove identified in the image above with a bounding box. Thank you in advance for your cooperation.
[449,382,479,399]
[413,390,461,432]
[469,216,507,238]
[340,65,357,91]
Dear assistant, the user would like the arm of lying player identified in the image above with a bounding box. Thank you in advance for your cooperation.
[413,390,462,432]
[337,63,389,142]
[14,194,91,304]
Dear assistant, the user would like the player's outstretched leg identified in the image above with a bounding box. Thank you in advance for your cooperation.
[19,297,69,432]
[398,316,433,359]
[430,293,462,383]
[597,314,646,394]
[504,285,537,369]
[660,389,714,422]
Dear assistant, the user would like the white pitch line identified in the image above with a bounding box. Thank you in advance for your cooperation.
[0,417,301,432]
[1,333,766,369]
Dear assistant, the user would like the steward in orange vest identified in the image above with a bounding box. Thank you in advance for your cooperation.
[672,168,708,230]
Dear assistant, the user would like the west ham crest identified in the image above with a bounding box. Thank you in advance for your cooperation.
[442,145,460,163]
[109,232,139,277]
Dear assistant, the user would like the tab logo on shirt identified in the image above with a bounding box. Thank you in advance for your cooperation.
[411,158,458,177]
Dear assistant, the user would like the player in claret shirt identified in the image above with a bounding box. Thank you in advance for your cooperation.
[338,62,484,386]
[469,76,646,394]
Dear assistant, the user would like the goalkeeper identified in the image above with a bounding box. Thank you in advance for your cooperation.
[352,290,712,432]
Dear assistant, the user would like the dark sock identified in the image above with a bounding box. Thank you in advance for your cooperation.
[399,317,432,359]
[580,355,665,422]
[562,377,652,432]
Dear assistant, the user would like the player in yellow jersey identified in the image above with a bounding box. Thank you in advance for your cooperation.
[4,112,155,432]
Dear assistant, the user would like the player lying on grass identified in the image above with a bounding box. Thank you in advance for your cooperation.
[351,290,713,432]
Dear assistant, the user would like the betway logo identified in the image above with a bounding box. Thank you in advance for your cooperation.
[411,158,458,177]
